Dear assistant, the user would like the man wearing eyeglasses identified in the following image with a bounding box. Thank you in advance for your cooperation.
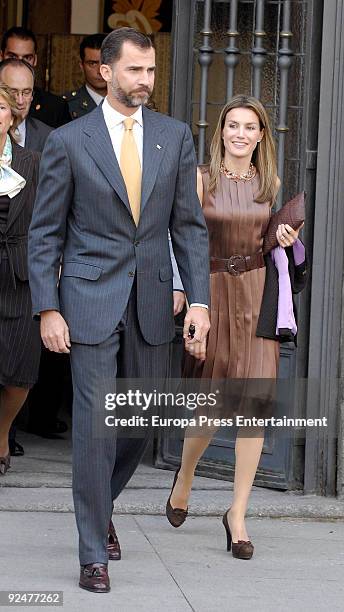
[63,34,107,120]
[0,58,52,152]
[0,26,71,128]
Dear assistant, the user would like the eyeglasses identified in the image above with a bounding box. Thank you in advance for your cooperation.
[8,88,33,99]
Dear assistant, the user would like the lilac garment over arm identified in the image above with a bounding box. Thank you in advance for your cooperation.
[292,238,305,266]
[270,246,297,337]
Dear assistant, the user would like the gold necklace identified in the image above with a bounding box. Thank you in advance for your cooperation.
[220,160,256,181]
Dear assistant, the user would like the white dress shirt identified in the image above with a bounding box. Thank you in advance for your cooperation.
[102,96,143,166]
[101,96,207,310]
[85,84,104,107]
[15,120,26,147]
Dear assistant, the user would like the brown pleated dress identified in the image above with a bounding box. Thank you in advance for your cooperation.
[183,166,279,416]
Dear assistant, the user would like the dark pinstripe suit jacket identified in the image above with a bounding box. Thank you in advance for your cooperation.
[25,116,52,153]
[0,143,40,282]
[28,105,209,346]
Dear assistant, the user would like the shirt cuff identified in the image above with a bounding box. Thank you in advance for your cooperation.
[189,303,208,309]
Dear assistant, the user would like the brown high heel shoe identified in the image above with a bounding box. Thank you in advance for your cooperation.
[222,510,254,560]
[165,468,188,528]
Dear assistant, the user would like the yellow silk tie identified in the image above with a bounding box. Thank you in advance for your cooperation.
[120,117,141,226]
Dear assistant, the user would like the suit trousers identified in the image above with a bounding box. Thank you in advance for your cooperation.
[70,281,170,564]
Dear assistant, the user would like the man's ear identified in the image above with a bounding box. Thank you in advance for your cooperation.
[100,64,112,83]
[33,53,38,67]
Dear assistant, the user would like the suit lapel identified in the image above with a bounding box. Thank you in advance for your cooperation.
[5,143,32,233]
[140,106,166,215]
[80,85,97,113]
[83,106,131,216]
[25,117,35,150]
[83,106,167,222]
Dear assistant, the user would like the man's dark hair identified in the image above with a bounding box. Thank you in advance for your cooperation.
[0,58,35,80]
[1,26,37,54]
[101,27,154,65]
[80,33,107,62]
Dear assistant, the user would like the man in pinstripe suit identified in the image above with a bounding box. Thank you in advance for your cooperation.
[28,27,210,593]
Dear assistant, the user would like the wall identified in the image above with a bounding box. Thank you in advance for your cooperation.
[71,0,100,34]
[25,0,71,34]
[0,0,23,30]
[304,0,344,495]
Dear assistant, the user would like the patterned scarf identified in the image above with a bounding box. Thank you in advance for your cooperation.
[0,134,26,198]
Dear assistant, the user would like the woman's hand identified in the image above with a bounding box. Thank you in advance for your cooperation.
[173,291,186,315]
[276,222,304,248]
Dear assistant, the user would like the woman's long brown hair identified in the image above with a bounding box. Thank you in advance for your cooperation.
[208,94,278,203]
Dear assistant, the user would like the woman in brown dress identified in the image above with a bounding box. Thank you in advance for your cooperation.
[0,85,41,475]
[165,95,303,558]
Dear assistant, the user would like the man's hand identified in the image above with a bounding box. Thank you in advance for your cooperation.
[173,291,186,316]
[184,338,207,362]
[183,306,210,359]
[40,310,71,354]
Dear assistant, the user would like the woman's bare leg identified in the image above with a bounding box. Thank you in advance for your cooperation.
[227,426,264,542]
[170,432,214,510]
[0,386,29,456]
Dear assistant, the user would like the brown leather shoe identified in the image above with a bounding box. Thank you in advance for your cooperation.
[222,510,254,560]
[108,520,121,561]
[166,468,188,528]
[79,563,110,593]
[0,454,10,476]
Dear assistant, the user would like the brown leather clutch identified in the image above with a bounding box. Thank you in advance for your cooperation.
[263,191,306,254]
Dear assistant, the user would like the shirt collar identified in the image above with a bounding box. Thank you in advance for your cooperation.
[17,120,26,134]
[102,96,143,129]
[85,84,104,106]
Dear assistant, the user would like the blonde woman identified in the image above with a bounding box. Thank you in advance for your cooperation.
[0,84,41,474]
[166,95,306,558]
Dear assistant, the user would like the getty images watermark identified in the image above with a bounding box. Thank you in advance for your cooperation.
[103,388,328,429]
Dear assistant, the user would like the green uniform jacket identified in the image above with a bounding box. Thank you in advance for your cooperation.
[62,85,98,119]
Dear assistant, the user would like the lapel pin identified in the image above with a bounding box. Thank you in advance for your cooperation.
[156,144,162,149]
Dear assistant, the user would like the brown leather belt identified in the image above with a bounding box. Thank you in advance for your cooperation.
[210,252,265,276]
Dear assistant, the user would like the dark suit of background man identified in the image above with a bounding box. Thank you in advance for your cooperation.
[0,27,71,128]
[63,33,107,119]
[28,27,210,594]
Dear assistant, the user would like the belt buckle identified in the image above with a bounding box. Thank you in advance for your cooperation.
[227,254,245,276]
